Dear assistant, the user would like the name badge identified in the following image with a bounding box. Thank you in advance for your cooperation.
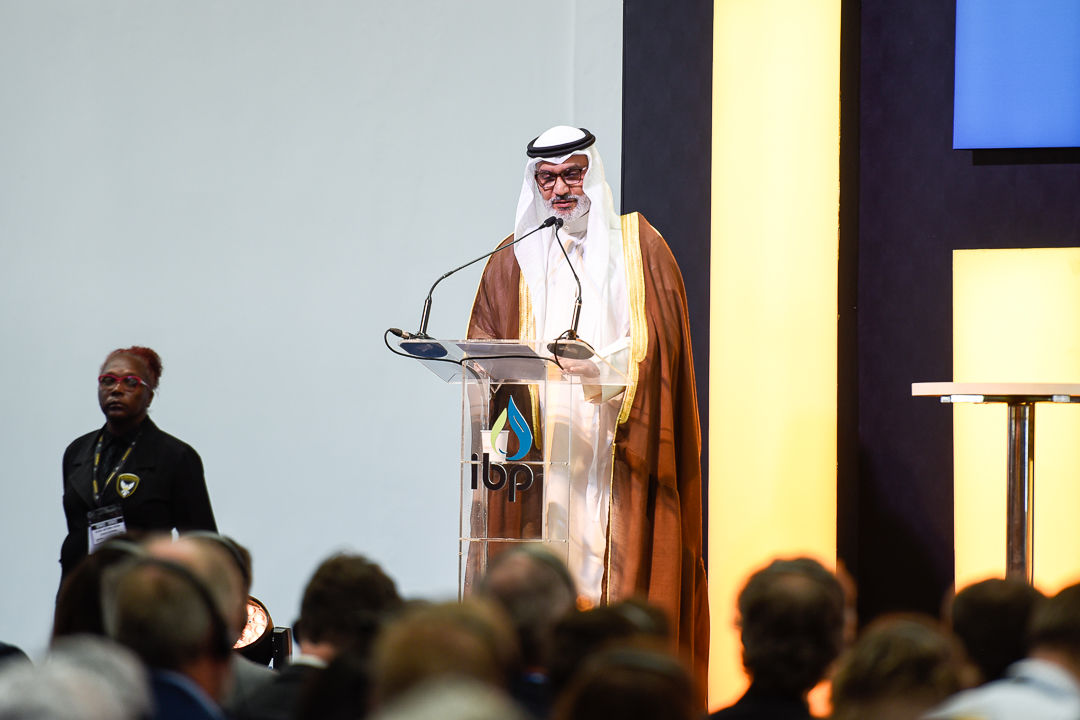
[87,504,127,554]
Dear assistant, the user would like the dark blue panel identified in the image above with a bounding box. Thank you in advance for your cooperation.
[622,0,713,561]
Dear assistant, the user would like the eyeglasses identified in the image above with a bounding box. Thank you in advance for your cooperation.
[98,374,151,391]
[534,166,588,191]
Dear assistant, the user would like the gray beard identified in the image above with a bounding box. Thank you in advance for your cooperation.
[543,192,591,223]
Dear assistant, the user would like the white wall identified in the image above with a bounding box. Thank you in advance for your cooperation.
[0,0,622,658]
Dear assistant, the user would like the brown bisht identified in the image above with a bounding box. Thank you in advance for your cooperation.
[467,212,709,694]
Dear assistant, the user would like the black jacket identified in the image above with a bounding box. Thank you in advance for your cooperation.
[709,683,812,720]
[60,418,217,582]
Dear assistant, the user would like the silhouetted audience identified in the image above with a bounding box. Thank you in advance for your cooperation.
[928,582,1080,719]
[710,557,845,720]
[26,525,1080,720]
[948,577,1045,684]
[831,615,974,720]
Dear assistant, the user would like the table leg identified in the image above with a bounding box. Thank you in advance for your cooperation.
[1006,402,1035,584]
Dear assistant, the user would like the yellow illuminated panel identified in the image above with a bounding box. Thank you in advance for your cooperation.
[954,248,1080,594]
[710,0,841,710]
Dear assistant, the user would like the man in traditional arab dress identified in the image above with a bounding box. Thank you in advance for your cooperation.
[468,126,709,692]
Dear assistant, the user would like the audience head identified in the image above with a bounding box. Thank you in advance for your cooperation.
[368,678,527,720]
[144,534,247,641]
[295,553,404,661]
[552,644,695,720]
[477,546,577,669]
[1027,582,1080,677]
[949,577,1044,682]
[0,635,151,720]
[610,597,672,640]
[53,538,144,641]
[372,599,517,707]
[103,535,241,701]
[736,557,845,696]
[183,531,254,595]
[831,614,974,720]
[548,598,673,698]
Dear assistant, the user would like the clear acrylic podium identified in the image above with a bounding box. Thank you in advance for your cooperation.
[396,338,628,597]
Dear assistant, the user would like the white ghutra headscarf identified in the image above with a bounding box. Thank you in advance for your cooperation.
[512,126,627,349]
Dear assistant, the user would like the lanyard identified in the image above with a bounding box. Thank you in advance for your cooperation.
[92,430,141,506]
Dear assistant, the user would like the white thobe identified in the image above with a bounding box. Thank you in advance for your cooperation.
[539,213,629,604]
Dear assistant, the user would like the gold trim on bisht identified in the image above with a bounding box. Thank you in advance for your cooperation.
[607,212,647,604]
[618,213,648,426]
[519,277,542,451]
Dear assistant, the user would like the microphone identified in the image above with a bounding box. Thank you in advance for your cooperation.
[405,216,561,340]
[547,222,595,360]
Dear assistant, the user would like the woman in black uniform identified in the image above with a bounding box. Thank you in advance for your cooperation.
[59,346,217,587]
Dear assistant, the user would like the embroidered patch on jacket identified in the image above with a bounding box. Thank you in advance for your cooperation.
[117,473,140,498]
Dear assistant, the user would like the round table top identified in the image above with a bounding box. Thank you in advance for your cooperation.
[913,382,1080,400]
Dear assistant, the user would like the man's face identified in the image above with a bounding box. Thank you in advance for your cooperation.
[535,154,590,220]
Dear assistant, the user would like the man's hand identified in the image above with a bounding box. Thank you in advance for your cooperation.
[558,358,600,379]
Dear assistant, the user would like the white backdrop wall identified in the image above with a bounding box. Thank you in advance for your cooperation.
[0,0,622,658]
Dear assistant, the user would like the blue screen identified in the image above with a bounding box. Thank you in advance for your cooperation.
[954,0,1080,149]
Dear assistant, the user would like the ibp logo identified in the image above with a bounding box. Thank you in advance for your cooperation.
[472,397,535,502]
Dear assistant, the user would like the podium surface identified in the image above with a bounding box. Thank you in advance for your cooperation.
[913,382,1080,583]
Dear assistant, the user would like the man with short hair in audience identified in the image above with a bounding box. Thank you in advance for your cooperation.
[242,553,403,720]
[104,535,244,720]
[928,582,1080,720]
[709,558,845,719]
[179,532,277,716]
[477,546,578,718]
[949,577,1045,684]
[372,598,517,709]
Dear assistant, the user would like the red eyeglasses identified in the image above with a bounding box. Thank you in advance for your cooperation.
[98,374,151,391]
